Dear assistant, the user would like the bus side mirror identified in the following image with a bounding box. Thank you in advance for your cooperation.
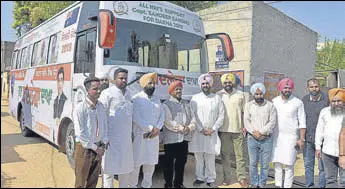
[206,33,234,62]
[98,9,116,49]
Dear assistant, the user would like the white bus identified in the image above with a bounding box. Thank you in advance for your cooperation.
[9,1,234,168]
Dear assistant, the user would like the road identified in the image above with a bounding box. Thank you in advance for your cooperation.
[1,98,315,188]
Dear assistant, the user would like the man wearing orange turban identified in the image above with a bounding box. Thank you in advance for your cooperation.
[162,80,196,188]
[168,80,183,95]
[315,88,345,188]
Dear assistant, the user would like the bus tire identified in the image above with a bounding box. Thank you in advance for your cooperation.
[19,109,33,137]
[65,122,76,169]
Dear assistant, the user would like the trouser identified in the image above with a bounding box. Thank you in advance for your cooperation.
[247,134,273,187]
[303,141,326,188]
[129,164,155,188]
[163,141,188,187]
[103,173,133,188]
[194,152,216,183]
[219,132,248,182]
[74,142,102,188]
[322,153,345,188]
[275,162,294,188]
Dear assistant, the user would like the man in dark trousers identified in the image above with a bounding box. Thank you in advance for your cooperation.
[73,76,108,188]
[302,78,328,188]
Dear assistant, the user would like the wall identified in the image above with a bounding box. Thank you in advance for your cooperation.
[198,1,253,90]
[250,1,318,98]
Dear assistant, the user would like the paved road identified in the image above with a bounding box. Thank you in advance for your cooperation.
[1,99,317,188]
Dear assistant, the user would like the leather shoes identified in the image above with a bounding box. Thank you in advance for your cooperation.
[174,185,186,188]
[240,179,249,188]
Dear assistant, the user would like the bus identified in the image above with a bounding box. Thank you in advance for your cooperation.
[9,1,234,168]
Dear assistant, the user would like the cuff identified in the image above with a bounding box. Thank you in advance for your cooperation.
[148,125,154,132]
[91,144,98,152]
[315,145,321,151]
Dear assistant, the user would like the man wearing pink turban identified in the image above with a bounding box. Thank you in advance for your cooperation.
[271,78,306,188]
[189,73,224,187]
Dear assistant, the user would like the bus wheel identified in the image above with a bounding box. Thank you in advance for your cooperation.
[19,109,32,137]
[65,122,76,169]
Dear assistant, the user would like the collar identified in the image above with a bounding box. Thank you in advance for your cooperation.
[252,99,267,106]
[309,93,322,102]
[169,95,181,103]
[220,88,237,95]
[85,96,98,109]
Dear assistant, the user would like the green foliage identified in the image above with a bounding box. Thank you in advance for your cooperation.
[316,38,345,71]
[169,1,219,12]
[316,38,345,86]
[12,1,74,37]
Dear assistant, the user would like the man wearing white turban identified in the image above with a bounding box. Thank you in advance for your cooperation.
[189,73,224,188]
[244,83,277,188]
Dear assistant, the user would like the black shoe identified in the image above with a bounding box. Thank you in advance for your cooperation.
[193,180,205,187]
[206,182,217,188]
[174,185,186,188]
[165,183,173,188]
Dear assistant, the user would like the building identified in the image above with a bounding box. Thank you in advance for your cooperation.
[198,1,318,99]
[1,41,15,99]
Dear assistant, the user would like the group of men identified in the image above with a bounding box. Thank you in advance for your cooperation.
[72,68,345,188]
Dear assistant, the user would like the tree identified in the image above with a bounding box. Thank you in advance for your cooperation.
[12,1,74,37]
[169,1,219,12]
[316,38,345,86]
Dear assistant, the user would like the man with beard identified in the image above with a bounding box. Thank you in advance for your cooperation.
[216,73,249,188]
[339,116,345,169]
[162,80,196,188]
[130,72,165,188]
[244,83,277,188]
[315,88,345,188]
[271,78,306,188]
[302,78,328,188]
[99,68,135,188]
[189,73,224,188]
[98,72,109,92]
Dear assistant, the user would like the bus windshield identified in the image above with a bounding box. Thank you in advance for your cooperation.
[104,18,208,73]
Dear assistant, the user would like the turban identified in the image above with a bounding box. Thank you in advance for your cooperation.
[198,73,213,87]
[328,88,345,102]
[250,83,266,95]
[139,72,157,88]
[220,73,236,85]
[278,78,295,92]
[168,80,183,94]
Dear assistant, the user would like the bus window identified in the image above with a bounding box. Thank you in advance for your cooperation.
[25,44,33,68]
[75,30,96,74]
[85,31,96,73]
[189,49,201,72]
[178,51,188,71]
[11,51,18,69]
[15,49,21,69]
[48,34,59,64]
[75,34,86,73]
[39,37,49,65]
[19,47,27,69]
[32,41,41,67]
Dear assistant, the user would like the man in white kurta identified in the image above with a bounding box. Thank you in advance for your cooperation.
[189,73,224,187]
[99,68,134,188]
[130,72,165,188]
[271,78,306,188]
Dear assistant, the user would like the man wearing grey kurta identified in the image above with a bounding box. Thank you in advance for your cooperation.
[162,80,196,188]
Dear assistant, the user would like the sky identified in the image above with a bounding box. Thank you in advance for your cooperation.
[1,1,345,42]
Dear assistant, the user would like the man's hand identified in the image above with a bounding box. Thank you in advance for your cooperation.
[151,127,160,138]
[203,129,214,136]
[315,150,321,159]
[177,125,185,134]
[95,147,105,157]
[242,128,247,137]
[339,156,345,169]
[252,131,265,140]
[296,139,304,151]
[182,127,190,135]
